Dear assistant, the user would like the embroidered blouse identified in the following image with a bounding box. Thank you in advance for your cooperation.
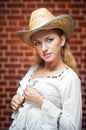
[10,64,82,130]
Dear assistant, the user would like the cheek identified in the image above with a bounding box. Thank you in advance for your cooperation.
[52,41,62,55]
[52,41,61,51]
[35,47,42,55]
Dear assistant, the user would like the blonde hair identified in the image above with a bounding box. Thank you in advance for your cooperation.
[53,28,78,74]
[61,44,78,74]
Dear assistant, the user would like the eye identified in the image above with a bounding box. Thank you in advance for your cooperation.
[47,37,54,43]
[33,41,41,46]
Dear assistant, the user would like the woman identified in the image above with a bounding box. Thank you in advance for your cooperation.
[9,8,82,130]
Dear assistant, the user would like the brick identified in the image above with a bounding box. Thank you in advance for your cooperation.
[22,9,32,14]
[10,45,18,50]
[10,58,18,62]
[54,0,70,2]
[73,16,84,21]
[6,39,19,44]
[0,70,6,74]
[5,63,21,68]
[70,46,78,51]
[0,3,5,8]
[6,27,21,32]
[82,10,86,14]
[0,0,10,2]
[68,3,85,8]
[0,9,9,14]
[0,94,7,98]
[18,70,27,75]
[20,45,31,51]
[0,45,8,50]
[37,3,55,8]
[0,15,5,20]
[43,0,52,1]
[25,52,33,56]
[73,52,82,57]
[0,81,6,85]
[75,28,82,33]
[5,52,23,57]
[79,22,86,27]
[9,21,17,26]
[20,58,29,62]
[27,3,35,8]
[0,117,6,121]
[72,10,80,14]
[23,0,41,1]
[8,70,16,74]
[10,34,17,38]
[81,46,86,51]
[0,27,3,32]
[7,3,25,8]
[0,58,7,62]
[4,75,21,80]
[57,3,66,8]
[5,88,17,92]
[0,34,8,38]
[9,81,17,86]
[80,34,86,39]
[19,21,28,26]
[7,15,24,20]
[52,9,69,14]
[11,9,20,14]
[70,40,83,45]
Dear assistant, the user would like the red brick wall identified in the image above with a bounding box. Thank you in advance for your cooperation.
[0,0,86,129]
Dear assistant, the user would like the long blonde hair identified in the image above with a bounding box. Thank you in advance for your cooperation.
[51,28,78,74]
[61,44,78,74]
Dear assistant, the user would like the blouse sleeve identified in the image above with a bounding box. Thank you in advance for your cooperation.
[39,77,82,130]
[59,78,82,130]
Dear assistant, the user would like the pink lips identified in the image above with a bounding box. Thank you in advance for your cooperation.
[43,53,51,58]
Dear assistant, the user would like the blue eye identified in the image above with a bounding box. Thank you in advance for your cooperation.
[33,41,41,46]
[48,38,54,43]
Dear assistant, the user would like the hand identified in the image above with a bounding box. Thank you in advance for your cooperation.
[23,87,44,109]
[11,94,23,112]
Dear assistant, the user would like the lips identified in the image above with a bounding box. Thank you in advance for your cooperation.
[43,53,51,58]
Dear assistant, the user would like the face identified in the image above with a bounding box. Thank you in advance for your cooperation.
[32,29,65,63]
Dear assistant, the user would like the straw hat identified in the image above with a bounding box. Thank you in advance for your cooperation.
[17,8,75,46]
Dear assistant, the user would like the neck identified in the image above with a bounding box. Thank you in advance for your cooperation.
[44,58,65,71]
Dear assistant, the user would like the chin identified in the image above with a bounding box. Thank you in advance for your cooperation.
[44,58,54,63]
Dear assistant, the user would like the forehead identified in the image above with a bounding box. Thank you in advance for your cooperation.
[32,29,57,40]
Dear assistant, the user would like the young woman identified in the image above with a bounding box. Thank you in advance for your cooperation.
[9,8,82,130]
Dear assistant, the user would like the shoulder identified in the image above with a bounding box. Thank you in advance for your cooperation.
[19,64,39,86]
[24,63,39,76]
[62,67,81,90]
[65,67,80,81]
[57,66,81,89]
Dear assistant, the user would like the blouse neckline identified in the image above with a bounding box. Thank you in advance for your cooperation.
[28,64,69,81]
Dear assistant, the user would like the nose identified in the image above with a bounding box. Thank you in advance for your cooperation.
[41,42,48,52]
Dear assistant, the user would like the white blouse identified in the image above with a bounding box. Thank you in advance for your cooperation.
[9,64,82,130]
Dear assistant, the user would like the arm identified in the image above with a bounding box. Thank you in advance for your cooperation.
[59,78,82,130]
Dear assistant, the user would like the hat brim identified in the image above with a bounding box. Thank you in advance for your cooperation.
[17,14,75,47]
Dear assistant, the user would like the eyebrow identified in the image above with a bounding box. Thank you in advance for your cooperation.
[32,34,54,43]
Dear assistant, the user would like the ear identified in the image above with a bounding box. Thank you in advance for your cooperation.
[61,35,66,47]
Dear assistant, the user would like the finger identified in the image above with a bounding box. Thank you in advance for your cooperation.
[11,103,18,111]
[12,98,21,105]
[23,88,28,96]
